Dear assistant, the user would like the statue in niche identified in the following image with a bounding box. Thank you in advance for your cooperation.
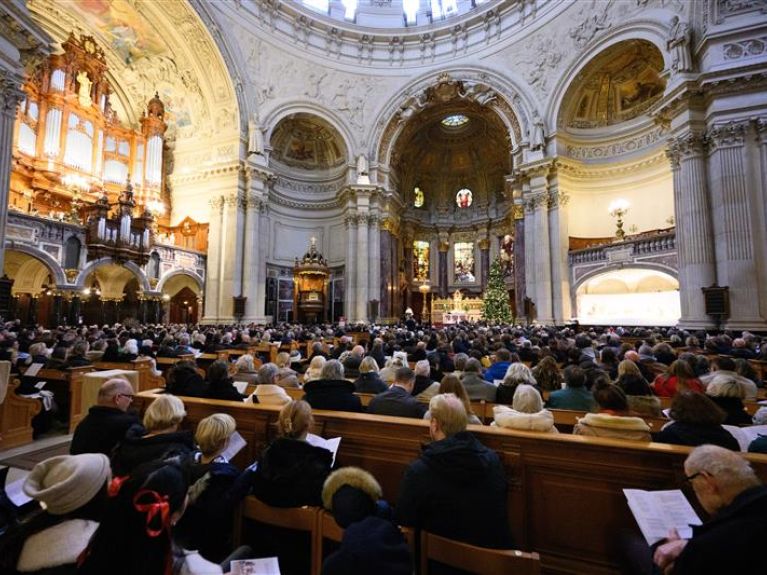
[465,82,496,106]
[667,16,693,73]
[248,114,264,155]
[76,70,92,108]
[530,112,546,150]
[357,153,368,176]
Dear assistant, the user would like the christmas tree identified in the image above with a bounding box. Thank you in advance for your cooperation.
[482,257,513,324]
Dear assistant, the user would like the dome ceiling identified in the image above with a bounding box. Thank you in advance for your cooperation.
[270,114,347,170]
[561,39,665,129]
[394,102,510,213]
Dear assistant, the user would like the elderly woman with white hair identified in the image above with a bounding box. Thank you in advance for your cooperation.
[413,359,439,401]
[379,356,404,385]
[303,355,326,384]
[705,373,752,426]
[232,354,260,384]
[493,385,557,433]
[275,351,301,388]
[496,362,538,405]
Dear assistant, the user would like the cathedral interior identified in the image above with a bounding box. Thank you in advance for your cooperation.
[1,0,766,330]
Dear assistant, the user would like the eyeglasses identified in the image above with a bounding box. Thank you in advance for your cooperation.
[117,393,135,402]
[684,471,706,483]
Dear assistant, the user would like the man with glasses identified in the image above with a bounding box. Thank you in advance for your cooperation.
[653,444,767,574]
[70,378,139,456]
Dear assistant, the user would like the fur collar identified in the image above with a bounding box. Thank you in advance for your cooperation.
[17,519,98,572]
[493,406,558,432]
[577,412,651,431]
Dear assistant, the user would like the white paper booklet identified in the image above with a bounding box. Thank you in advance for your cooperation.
[305,433,342,466]
[25,363,44,377]
[722,424,767,452]
[231,557,281,575]
[232,381,249,395]
[623,488,702,545]
[221,431,247,462]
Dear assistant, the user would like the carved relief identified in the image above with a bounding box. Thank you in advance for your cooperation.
[707,121,748,150]
[565,126,665,160]
[723,36,767,60]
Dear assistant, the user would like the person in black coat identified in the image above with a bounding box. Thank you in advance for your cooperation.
[175,413,256,562]
[65,341,93,368]
[653,445,767,575]
[396,394,511,549]
[368,367,427,419]
[204,360,247,402]
[110,394,195,475]
[353,357,388,394]
[302,360,362,413]
[71,378,140,456]
[705,374,753,426]
[251,400,333,507]
[654,391,739,451]
[165,360,208,397]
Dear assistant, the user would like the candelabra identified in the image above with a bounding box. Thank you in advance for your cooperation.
[419,280,430,323]
[608,199,630,241]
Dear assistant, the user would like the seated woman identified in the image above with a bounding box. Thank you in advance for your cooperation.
[274,352,300,388]
[655,391,739,450]
[493,384,558,433]
[495,363,538,405]
[119,339,139,362]
[232,354,259,384]
[573,384,652,441]
[78,459,234,575]
[354,356,387,394]
[705,373,752,426]
[303,355,326,384]
[461,358,497,402]
[532,355,563,392]
[166,360,208,398]
[3,454,111,575]
[424,374,482,425]
[251,400,333,507]
[652,359,703,397]
[615,360,662,417]
[205,360,247,402]
[378,356,404,386]
[175,414,256,563]
[138,341,161,377]
[111,394,195,475]
[302,360,362,413]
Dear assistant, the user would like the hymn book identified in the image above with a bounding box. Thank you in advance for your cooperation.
[623,488,702,545]
[306,433,342,466]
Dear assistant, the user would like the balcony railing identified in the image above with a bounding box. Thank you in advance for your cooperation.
[569,231,676,265]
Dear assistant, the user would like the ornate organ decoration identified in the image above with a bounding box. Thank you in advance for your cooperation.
[10,33,168,228]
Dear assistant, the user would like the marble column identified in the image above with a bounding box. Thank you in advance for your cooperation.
[219,192,246,322]
[478,238,490,291]
[368,214,380,320]
[667,132,717,328]
[356,213,370,322]
[532,193,552,324]
[345,212,357,322]
[707,121,764,328]
[241,164,271,323]
[203,197,224,322]
[403,238,413,313]
[753,117,767,322]
[379,228,392,319]
[0,73,26,274]
[52,293,62,327]
[547,186,571,325]
[513,204,526,319]
[438,239,449,298]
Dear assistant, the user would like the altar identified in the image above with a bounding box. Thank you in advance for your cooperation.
[431,290,483,324]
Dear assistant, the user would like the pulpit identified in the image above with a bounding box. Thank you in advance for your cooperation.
[293,238,329,323]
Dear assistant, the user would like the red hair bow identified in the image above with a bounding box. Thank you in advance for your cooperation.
[133,489,171,537]
[107,475,129,497]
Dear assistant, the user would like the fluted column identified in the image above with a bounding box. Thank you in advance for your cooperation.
[203,197,224,322]
[356,213,370,322]
[345,212,357,322]
[438,234,449,298]
[548,186,571,324]
[754,118,767,322]
[379,227,393,319]
[707,122,765,328]
[523,200,535,321]
[667,133,717,328]
[403,231,414,314]
[241,163,271,323]
[478,238,490,291]
[0,73,26,274]
[368,214,380,319]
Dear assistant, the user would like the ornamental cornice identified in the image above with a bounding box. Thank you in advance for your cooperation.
[524,192,548,213]
[752,116,767,142]
[0,72,26,117]
[707,121,748,151]
[547,190,569,209]
[700,71,767,98]
[666,132,707,167]
[563,126,665,161]
[554,153,668,179]
[269,191,342,211]
[515,158,554,180]
[171,161,242,185]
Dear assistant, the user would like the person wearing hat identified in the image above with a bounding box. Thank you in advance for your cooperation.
[321,467,411,575]
[4,454,111,574]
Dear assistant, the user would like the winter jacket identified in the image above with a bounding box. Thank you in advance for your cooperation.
[166,366,208,398]
[654,422,739,451]
[303,379,363,413]
[493,406,558,433]
[16,518,98,574]
[110,425,196,475]
[321,516,411,575]
[353,372,388,394]
[70,406,140,456]
[483,361,511,383]
[461,373,497,402]
[573,412,652,442]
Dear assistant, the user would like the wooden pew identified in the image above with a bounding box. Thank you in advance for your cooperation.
[93,358,165,392]
[35,366,94,433]
[0,379,42,449]
[131,390,767,575]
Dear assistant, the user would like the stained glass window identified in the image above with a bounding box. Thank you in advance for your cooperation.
[441,114,469,127]
[456,188,472,208]
[413,240,430,281]
[414,187,424,208]
[454,242,475,283]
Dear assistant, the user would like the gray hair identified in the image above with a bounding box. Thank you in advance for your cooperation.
[414,359,430,377]
[706,373,745,399]
[235,354,255,372]
[453,353,469,371]
[321,359,345,380]
[258,363,279,385]
[123,339,139,355]
[512,384,543,414]
[503,363,537,386]
[685,445,760,492]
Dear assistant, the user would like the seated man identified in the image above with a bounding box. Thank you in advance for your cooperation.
[70,378,139,455]
[653,445,767,575]
[396,394,512,548]
[367,367,427,419]
[546,366,597,412]
[303,359,362,413]
[483,348,512,383]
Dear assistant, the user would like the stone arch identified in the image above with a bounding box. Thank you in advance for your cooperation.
[573,264,679,294]
[75,258,151,292]
[372,67,535,173]
[263,103,355,167]
[3,248,66,295]
[547,12,677,128]
[3,246,66,286]
[156,268,204,295]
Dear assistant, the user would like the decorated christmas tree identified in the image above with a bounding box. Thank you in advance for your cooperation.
[482,257,513,324]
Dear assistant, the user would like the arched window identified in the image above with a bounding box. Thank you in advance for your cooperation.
[64,236,81,269]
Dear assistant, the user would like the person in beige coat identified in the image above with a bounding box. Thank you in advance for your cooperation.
[573,384,651,441]
[493,384,558,433]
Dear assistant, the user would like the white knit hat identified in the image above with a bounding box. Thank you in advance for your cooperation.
[23,454,111,515]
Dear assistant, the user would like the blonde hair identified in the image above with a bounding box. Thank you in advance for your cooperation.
[278,400,313,439]
[143,394,186,432]
[276,352,291,368]
[235,354,255,372]
[706,373,745,399]
[195,413,236,456]
[617,360,642,379]
[359,356,379,374]
[304,355,327,383]
[429,393,468,436]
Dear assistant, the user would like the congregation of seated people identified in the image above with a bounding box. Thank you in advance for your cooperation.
[2,318,767,574]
